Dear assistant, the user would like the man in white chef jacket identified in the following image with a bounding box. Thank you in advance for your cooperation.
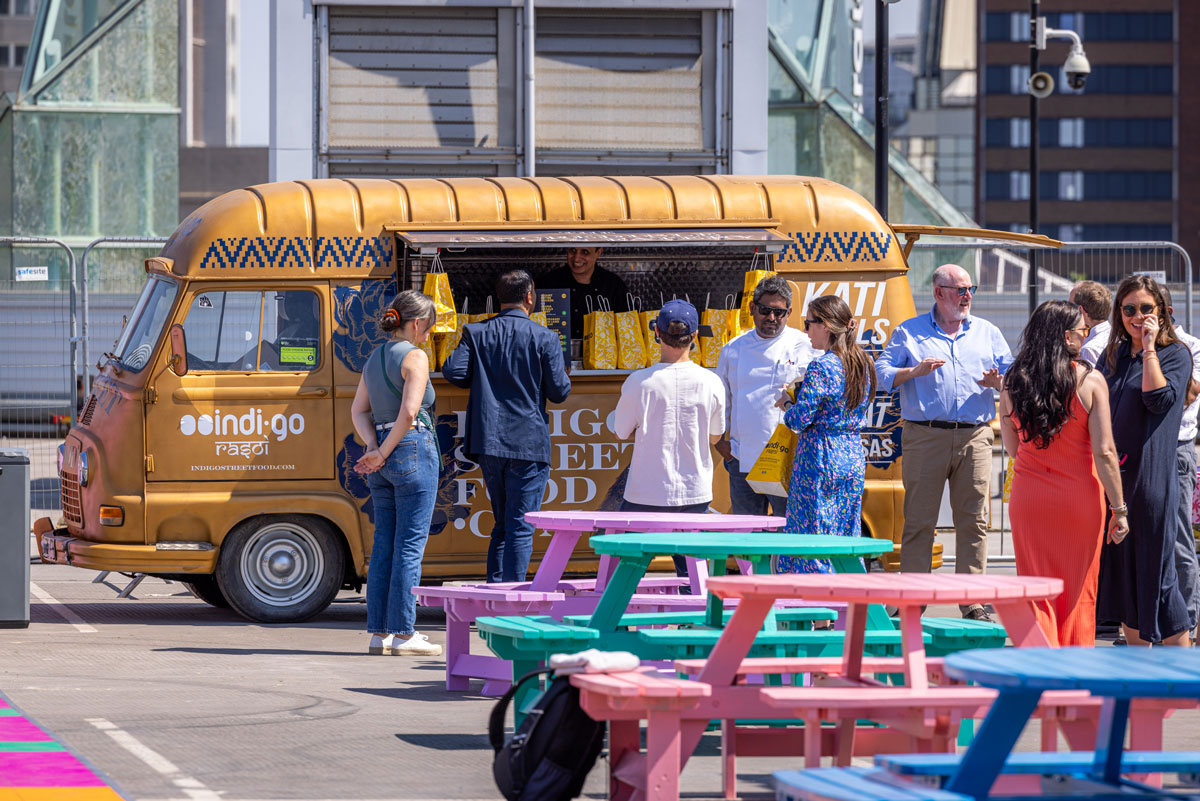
[714,274,816,516]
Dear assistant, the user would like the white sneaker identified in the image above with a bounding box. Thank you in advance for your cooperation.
[368,634,388,655]
[387,632,442,656]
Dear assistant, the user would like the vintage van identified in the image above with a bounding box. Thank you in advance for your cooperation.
[35,175,1048,622]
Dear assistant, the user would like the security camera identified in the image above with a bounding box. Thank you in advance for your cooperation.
[1028,72,1055,99]
[1063,45,1090,90]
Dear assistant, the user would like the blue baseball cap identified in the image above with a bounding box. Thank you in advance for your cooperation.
[656,299,699,335]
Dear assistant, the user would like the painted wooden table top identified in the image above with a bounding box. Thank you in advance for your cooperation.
[588,532,894,560]
[706,573,1064,606]
[524,511,786,532]
[946,646,1200,697]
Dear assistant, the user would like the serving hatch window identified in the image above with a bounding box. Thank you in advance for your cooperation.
[394,227,789,358]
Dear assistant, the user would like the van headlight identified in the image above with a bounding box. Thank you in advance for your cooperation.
[77,451,90,488]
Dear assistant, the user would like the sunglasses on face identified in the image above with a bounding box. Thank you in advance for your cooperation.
[754,303,789,319]
[937,285,978,298]
[803,319,822,331]
[1121,303,1157,317]
[1070,325,1091,337]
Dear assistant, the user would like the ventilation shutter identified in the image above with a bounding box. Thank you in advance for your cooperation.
[535,10,704,152]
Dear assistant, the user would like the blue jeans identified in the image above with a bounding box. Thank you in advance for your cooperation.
[366,427,439,635]
[619,498,710,578]
[479,455,550,583]
[726,459,787,517]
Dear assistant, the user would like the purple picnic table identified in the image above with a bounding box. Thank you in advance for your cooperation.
[414,511,785,693]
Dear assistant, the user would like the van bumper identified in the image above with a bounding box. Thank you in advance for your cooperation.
[35,523,216,575]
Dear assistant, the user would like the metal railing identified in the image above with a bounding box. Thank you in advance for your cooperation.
[910,238,1194,562]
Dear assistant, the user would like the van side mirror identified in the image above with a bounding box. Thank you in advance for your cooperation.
[168,324,188,377]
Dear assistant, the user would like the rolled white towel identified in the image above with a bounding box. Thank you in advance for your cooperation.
[548,648,640,674]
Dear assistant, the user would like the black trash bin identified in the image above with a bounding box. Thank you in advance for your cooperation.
[0,448,30,628]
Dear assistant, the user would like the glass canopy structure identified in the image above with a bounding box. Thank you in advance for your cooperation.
[0,0,177,289]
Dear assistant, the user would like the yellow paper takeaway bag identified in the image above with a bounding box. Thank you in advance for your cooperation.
[467,297,494,324]
[436,299,469,366]
[738,267,777,331]
[700,294,728,368]
[746,423,797,497]
[583,296,617,370]
[615,293,646,369]
[422,257,457,334]
[640,309,661,365]
[418,333,439,371]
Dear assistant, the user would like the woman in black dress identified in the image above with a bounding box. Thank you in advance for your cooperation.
[1098,274,1193,646]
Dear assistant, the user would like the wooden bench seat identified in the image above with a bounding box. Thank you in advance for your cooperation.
[571,668,712,801]
[877,750,1200,781]
[561,606,838,630]
[674,655,947,680]
[919,617,1008,655]
[774,767,970,801]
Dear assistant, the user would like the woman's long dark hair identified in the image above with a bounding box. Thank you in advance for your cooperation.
[1105,273,1179,372]
[1005,300,1089,449]
[807,295,875,408]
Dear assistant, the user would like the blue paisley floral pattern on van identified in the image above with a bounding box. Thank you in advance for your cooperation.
[332,279,396,372]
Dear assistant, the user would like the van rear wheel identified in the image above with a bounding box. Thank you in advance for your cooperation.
[183,575,230,608]
[215,515,344,623]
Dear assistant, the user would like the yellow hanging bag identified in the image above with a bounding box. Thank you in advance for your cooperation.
[422,253,458,334]
[641,293,662,365]
[737,252,776,331]
[436,297,469,367]
[699,292,728,368]
[615,293,647,369]
[468,297,494,324]
[582,296,617,370]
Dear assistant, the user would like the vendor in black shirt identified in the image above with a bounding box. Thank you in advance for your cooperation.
[540,247,630,340]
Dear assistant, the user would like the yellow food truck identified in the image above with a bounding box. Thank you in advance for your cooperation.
[35,175,1043,622]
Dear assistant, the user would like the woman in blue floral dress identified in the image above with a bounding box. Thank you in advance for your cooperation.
[775,295,875,573]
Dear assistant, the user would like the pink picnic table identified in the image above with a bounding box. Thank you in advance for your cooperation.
[415,511,785,694]
[523,511,787,595]
[577,572,1066,801]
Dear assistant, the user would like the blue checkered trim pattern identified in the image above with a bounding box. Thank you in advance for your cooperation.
[775,231,892,265]
[198,236,394,271]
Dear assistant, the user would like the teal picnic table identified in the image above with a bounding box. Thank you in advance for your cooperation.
[478,532,899,717]
[585,533,896,633]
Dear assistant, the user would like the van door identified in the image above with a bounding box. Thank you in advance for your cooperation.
[145,284,333,482]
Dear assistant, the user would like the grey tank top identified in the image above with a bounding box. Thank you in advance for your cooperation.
[364,340,436,425]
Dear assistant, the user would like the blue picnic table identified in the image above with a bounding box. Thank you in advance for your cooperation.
[776,646,1200,801]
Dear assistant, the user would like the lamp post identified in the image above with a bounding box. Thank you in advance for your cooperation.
[874,0,890,220]
[1029,0,1040,317]
[1027,9,1090,315]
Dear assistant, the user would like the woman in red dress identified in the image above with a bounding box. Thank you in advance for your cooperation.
[999,300,1129,646]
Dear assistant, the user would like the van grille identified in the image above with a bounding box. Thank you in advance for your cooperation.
[60,465,83,526]
[79,396,97,426]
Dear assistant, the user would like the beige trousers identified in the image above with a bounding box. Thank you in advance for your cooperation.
[899,421,993,611]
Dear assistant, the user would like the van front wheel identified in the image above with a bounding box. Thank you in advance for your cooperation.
[216,516,344,623]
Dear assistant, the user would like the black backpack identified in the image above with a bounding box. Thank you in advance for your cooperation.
[489,668,605,801]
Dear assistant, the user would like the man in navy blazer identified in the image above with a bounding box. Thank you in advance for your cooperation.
[443,269,572,582]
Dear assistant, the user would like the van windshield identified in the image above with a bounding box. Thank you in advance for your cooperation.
[114,277,179,372]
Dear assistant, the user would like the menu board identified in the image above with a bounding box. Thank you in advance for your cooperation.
[538,288,571,363]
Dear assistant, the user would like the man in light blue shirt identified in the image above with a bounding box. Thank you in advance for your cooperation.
[875,264,1012,620]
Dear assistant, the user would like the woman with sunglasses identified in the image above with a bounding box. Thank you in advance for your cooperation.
[999,300,1127,646]
[1097,274,1193,646]
[773,295,875,573]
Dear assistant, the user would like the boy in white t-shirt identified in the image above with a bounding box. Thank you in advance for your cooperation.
[613,299,727,574]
